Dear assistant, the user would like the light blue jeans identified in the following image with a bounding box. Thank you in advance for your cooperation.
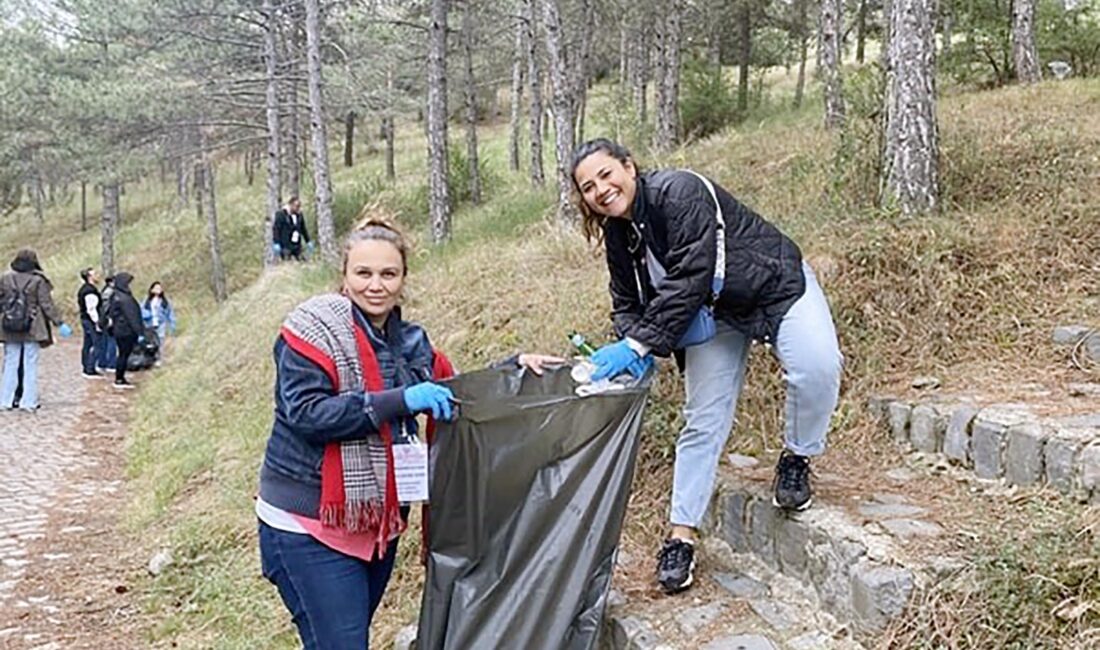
[1,341,41,410]
[671,264,843,528]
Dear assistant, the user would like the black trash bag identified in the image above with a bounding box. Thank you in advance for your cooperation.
[126,327,160,371]
[417,365,651,650]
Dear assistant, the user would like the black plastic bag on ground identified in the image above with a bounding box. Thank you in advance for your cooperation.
[416,365,650,650]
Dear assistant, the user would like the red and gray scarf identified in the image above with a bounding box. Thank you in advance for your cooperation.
[280,294,453,558]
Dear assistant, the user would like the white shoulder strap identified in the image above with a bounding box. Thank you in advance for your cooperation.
[684,170,725,296]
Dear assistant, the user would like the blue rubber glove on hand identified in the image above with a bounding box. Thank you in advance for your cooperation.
[137,334,145,344]
[58,323,73,339]
[403,382,455,421]
[626,354,655,379]
[273,243,282,256]
[590,339,641,381]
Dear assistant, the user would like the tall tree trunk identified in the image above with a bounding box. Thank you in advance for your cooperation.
[509,11,525,173]
[101,182,119,276]
[1012,0,1041,83]
[344,111,356,167]
[794,0,810,108]
[524,0,545,187]
[821,0,846,129]
[283,28,303,199]
[32,173,44,223]
[263,0,282,268]
[462,2,482,205]
[857,0,868,63]
[197,130,228,303]
[632,22,649,125]
[384,66,396,182]
[654,0,682,150]
[304,0,337,262]
[572,0,594,142]
[619,17,629,84]
[427,0,452,242]
[737,1,752,114]
[175,159,189,207]
[194,162,204,223]
[541,0,578,225]
[883,0,940,214]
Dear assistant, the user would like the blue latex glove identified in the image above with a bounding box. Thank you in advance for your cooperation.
[137,334,145,344]
[58,323,73,339]
[273,243,282,256]
[306,241,315,253]
[590,340,640,381]
[626,354,655,379]
[403,382,455,421]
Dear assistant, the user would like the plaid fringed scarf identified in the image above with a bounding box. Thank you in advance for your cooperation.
[280,294,402,557]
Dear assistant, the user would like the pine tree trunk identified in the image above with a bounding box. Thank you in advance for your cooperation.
[101,182,119,276]
[384,67,396,182]
[509,12,525,173]
[632,23,649,125]
[197,130,228,302]
[427,0,452,243]
[194,162,204,223]
[344,111,356,167]
[524,0,545,187]
[654,0,682,150]
[821,0,847,129]
[462,3,481,205]
[263,0,282,268]
[283,28,302,199]
[304,0,337,263]
[541,0,578,225]
[883,0,940,214]
[32,173,44,223]
[572,0,593,142]
[1012,0,1041,83]
[738,1,751,114]
[619,18,629,85]
[794,0,810,108]
[857,0,868,63]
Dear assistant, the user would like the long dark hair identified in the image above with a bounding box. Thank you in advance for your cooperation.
[145,281,170,310]
[568,138,640,244]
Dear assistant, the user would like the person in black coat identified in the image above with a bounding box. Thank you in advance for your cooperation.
[107,272,144,389]
[272,196,312,261]
[570,138,843,595]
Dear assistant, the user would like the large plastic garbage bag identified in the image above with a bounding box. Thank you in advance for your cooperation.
[416,364,651,650]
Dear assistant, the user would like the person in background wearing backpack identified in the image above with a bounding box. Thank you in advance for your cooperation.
[0,249,72,411]
[570,139,843,596]
[97,275,118,373]
[107,272,143,390]
[77,267,105,379]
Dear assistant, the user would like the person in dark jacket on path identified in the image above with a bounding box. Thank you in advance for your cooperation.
[97,276,118,372]
[571,139,843,595]
[0,249,72,411]
[272,196,313,261]
[107,272,143,389]
[77,267,104,378]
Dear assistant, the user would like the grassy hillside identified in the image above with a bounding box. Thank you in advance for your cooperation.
[5,76,1098,648]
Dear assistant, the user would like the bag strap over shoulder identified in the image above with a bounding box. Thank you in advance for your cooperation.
[683,170,725,299]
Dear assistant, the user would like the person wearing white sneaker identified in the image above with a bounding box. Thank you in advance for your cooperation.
[570,139,843,595]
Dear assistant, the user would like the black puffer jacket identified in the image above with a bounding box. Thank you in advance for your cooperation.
[604,170,805,356]
[108,273,145,339]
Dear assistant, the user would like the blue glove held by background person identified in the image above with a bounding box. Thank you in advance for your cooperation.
[273,243,282,256]
[590,339,640,381]
[403,382,455,421]
[58,323,73,339]
[137,334,145,344]
[306,241,316,258]
[626,354,655,379]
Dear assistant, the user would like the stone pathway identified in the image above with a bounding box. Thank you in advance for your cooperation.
[0,340,142,649]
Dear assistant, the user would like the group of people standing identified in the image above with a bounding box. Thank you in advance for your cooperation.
[76,269,176,388]
[255,138,843,648]
[0,246,178,412]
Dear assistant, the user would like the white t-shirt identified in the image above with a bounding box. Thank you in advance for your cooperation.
[255,496,308,535]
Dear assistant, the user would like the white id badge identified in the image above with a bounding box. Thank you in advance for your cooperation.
[393,441,429,504]
[291,230,301,244]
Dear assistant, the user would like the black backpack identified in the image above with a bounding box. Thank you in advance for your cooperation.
[1,277,33,334]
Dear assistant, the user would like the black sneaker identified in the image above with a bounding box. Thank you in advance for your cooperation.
[113,379,135,390]
[82,371,103,379]
[773,450,813,511]
[656,538,695,594]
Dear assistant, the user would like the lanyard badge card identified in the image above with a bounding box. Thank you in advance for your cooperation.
[393,435,429,504]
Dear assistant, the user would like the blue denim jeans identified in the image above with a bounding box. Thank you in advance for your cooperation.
[670,263,843,527]
[81,320,100,374]
[1,341,40,410]
[258,521,399,649]
[98,335,117,371]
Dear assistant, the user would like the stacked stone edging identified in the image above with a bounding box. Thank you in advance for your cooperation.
[870,397,1100,503]
[707,477,919,639]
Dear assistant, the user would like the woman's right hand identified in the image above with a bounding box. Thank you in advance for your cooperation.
[403,382,455,421]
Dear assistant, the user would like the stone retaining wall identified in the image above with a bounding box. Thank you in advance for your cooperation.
[870,397,1100,503]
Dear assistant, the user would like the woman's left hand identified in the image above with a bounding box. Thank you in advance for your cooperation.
[517,353,566,376]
